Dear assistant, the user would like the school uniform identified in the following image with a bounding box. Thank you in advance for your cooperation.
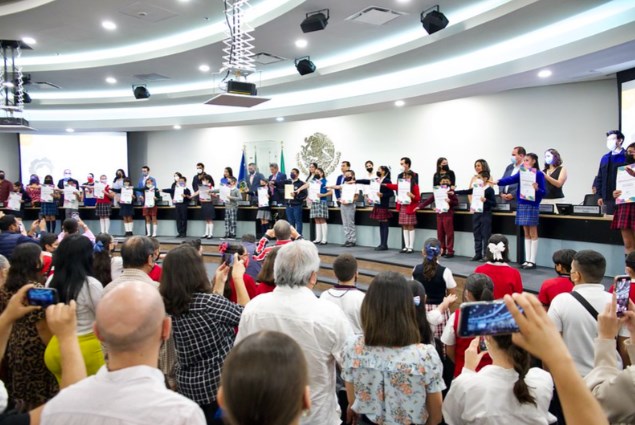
[163,184,191,237]
[419,192,459,256]
[456,185,497,258]
[498,170,546,226]
[40,184,59,217]
[139,188,161,217]
[309,177,329,219]
[7,188,31,218]
[285,179,307,235]
[95,185,112,218]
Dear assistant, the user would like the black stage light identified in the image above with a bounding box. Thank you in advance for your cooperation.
[301,9,329,33]
[295,57,316,76]
[420,6,449,35]
[132,85,150,100]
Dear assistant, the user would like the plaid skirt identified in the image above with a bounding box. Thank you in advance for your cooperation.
[370,207,392,221]
[398,208,417,226]
[142,206,158,217]
[201,202,216,221]
[41,202,58,216]
[310,201,329,219]
[611,203,635,230]
[95,203,111,218]
[515,203,540,226]
[119,203,134,218]
[426,303,450,341]
[256,209,271,220]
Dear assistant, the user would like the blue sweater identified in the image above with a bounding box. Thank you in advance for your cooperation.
[498,169,546,206]
[592,150,627,201]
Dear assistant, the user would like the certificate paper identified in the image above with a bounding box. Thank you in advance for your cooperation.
[94,183,106,199]
[199,186,211,202]
[219,186,231,203]
[368,180,381,204]
[519,167,537,201]
[144,190,155,208]
[308,181,321,202]
[174,186,185,204]
[41,185,54,202]
[7,192,21,211]
[120,187,133,204]
[616,165,635,204]
[63,187,76,208]
[284,184,294,200]
[397,179,411,204]
[470,180,485,213]
[257,187,270,207]
[433,186,449,213]
[341,184,356,203]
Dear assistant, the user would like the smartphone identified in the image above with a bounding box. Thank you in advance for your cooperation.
[26,288,59,308]
[222,253,234,267]
[71,212,80,220]
[478,336,488,352]
[457,300,520,337]
[614,275,631,317]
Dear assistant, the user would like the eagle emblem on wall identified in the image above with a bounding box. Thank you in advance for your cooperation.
[297,132,341,177]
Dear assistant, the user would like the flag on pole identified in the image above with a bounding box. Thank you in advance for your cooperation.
[238,148,247,183]
[280,143,286,175]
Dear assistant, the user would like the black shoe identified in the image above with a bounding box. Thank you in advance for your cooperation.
[470,255,483,261]
[406,248,414,253]
[374,245,388,251]
[206,235,212,239]
[319,241,327,245]
[400,248,408,253]
[445,253,454,258]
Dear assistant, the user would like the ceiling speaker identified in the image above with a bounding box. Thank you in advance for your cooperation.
[421,10,449,34]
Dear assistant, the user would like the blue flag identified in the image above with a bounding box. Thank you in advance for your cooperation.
[238,149,247,183]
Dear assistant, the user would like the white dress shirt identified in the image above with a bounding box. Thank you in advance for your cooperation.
[443,365,555,425]
[319,285,365,335]
[236,286,354,425]
[41,365,205,425]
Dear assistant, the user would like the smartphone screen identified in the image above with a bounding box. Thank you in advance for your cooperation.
[457,300,520,337]
[614,275,631,317]
[478,336,488,352]
[222,253,234,267]
[26,288,59,308]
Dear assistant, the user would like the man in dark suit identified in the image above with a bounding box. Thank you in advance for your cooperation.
[499,146,526,207]
[267,162,287,206]
[246,162,266,205]
[335,161,350,201]
[57,168,81,207]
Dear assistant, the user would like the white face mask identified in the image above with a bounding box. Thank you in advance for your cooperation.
[544,154,554,165]
[100,179,107,184]
[607,137,620,152]
[147,185,154,189]
[197,168,203,174]
[510,156,516,164]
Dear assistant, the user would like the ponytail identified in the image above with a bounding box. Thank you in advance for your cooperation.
[422,238,441,280]
[465,273,494,301]
[492,335,536,406]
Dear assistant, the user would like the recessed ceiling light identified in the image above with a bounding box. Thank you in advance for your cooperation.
[173,125,182,130]
[22,37,36,45]
[102,20,117,31]
[395,100,405,107]
[105,77,117,84]
[537,69,552,78]
[1,82,14,88]
[198,64,210,72]
[276,117,284,122]
[295,39,308,48]
[66,128,75,133]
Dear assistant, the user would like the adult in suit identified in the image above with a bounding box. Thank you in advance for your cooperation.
[192,162,207,193]
[335,161,350,201]
[397,157,419,185]
[267,163,287,206]
[246,163,266,204]
[56,169,80,190]
[499,146,526,207]
[593,130,627,215]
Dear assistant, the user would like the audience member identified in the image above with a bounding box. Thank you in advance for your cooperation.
[41,281,206,424]
[216,243,257,303]
[406,279,434,346]
[320,254,365,335]
[160,246,247,423]
[538,248,576,308]
[342,271,444,425]
[593,130,627,215]
[57,218,95,244]
[240,234,262,280]
[148,237,163,282]
[0,254,7,287]
[104,236,157,293]
[254,246,280,297]
[474,234,523,299]
[92,233,123,287]
[39,233,58,277]
[253,220,300,262]
[608,250,635,303]
[236,240,352,425]
[218,331,310,425]
[181,238,203,256]
[0,214,40,259]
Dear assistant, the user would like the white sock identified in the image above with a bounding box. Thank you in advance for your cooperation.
[530,239,539,264]
[98,218,104,233]
[314,224,322,242]
[128,222,134,233]
[409,230,416,249]
[524,239,531,264]
[152,224,158,237]
[321,223,328,242]
[104,218,110,234]
[403,229,410,249]
[124,222,129,232]
[208,222,214,237]
[146,223,151,236]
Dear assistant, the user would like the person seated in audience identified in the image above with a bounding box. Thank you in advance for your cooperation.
[56,218,95,244]
[236,240,352,425]
[42,281,206,424]
[585,294,635,424]
[181,238,203,256]
[474,234,523,299]
[253,219,301,262]
[92,233,123,287]
[39,232,58,277]
[441,273,494,377]
[0,254,7,288]
[320,253,365,335]
[608,250,635,303]
[342,271,444,425]
[217,331,311,425]
[538,249,576,309]
[45,234,105,383]
[147,237,163,282]
[407,280,435,346]
[442,331,555,424]
[254,246,280,297]
[0,214,40,260]
[104,236,158,293]
[504,292,609,425]
[216,243,257,304]
[160,246,247,423]
[239,234,261,280]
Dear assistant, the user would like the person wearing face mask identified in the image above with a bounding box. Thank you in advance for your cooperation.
[192,162,208,194]
[57,169,80,210]
[329,170,359,247]
[335,161,351,202]
[383,170,420,253]
[82,173,97,207]
[192,174,218,239]
[117,178,136,236]
[308,167,332,245]
[433,157,456,187]
[162,173,192,238]
[25,174,41,206]
[359,166,394,251]
[398,157,419,185]
[286,169,308,236]
[0,170,12,206]
[112,169,127,207]
[40,174,61,233]
[364,160,374,180]
[136,165,157,206]
[139,178,161,237]
[611,141,635,254]
[63,179,83,220]
[593,130,627,215]
[95,175,115,234]
[499,146,526,207]
[542,148,568,209]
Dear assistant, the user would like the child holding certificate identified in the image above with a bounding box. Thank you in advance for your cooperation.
[163,173,192,238]
[192,174,217,239]
[362,166,393,251]
[612,142,635,254]
[118,178,135,236]
[63,180,82,220]
[418,176,458,257]
[8,181,31,219]
[384,170,420,253]
[95,175,115,234]
[139,178,161,237]
[497,153,546,269]
[41,175,60,233]
[25,175,41,206]
[308,168,332,245]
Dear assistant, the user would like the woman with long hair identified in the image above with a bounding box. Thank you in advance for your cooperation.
[433,157,456,187]
[343,271,444,425]
[443,334,554,424]
[217,242,257,302]
[218,331,311,425]
[475,234,523,299]
[92,232,122,286]
[542,148,567,205]
[368,165,394,251]
[254,245,281,296]
[0,243,58,410]
[160,245,249,423]
[45,234,105,383]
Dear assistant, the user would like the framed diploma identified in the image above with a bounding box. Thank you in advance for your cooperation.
[284,184,294,200]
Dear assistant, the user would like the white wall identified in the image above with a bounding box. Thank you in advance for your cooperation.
[130,79,617,204]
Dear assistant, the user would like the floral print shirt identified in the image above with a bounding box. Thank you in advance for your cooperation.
[342,335,445,424]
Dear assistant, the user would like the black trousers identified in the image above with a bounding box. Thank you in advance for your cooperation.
[473,212,492,256]
[175,203,188,236]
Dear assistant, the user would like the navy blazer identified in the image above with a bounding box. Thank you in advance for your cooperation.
[268,172,287,205]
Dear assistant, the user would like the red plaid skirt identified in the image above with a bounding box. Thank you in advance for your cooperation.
[370,207,392,221]
[398,209,417,226]
[426,303,450,342]
[143,206,158,217]
[611,203,635,230]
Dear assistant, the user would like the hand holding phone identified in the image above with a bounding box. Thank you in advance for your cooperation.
[613,275,631,317]
[457,300,520,337]
[26,288,59,308]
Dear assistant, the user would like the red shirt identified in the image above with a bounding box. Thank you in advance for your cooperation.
[538,276,574,307]
[384,183,421,214]
[0,180,12,203]
[228,274,257,303]
[474,263,523,299]
[253,237,292,262]
[452,311,492,377]
[148,264,162,282]
[609,281,635,304]
[254,281,275,297]
[95,185,112,205]
[41,252,53,277]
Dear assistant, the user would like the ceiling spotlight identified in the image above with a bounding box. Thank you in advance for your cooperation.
[66,128,74,133]
[295,39,308,48]
[173,125,182,130]
[395,100,405,107]
[22,37,36,45]
[105,77,117,84]
[102,20,117,31]
[198,64,210,72]
[295,56,316,76]
[276,117,284,122]
[301,9,329,33]
[132,84,151,100]
[538,69,552,78]
[420,5,449,34]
